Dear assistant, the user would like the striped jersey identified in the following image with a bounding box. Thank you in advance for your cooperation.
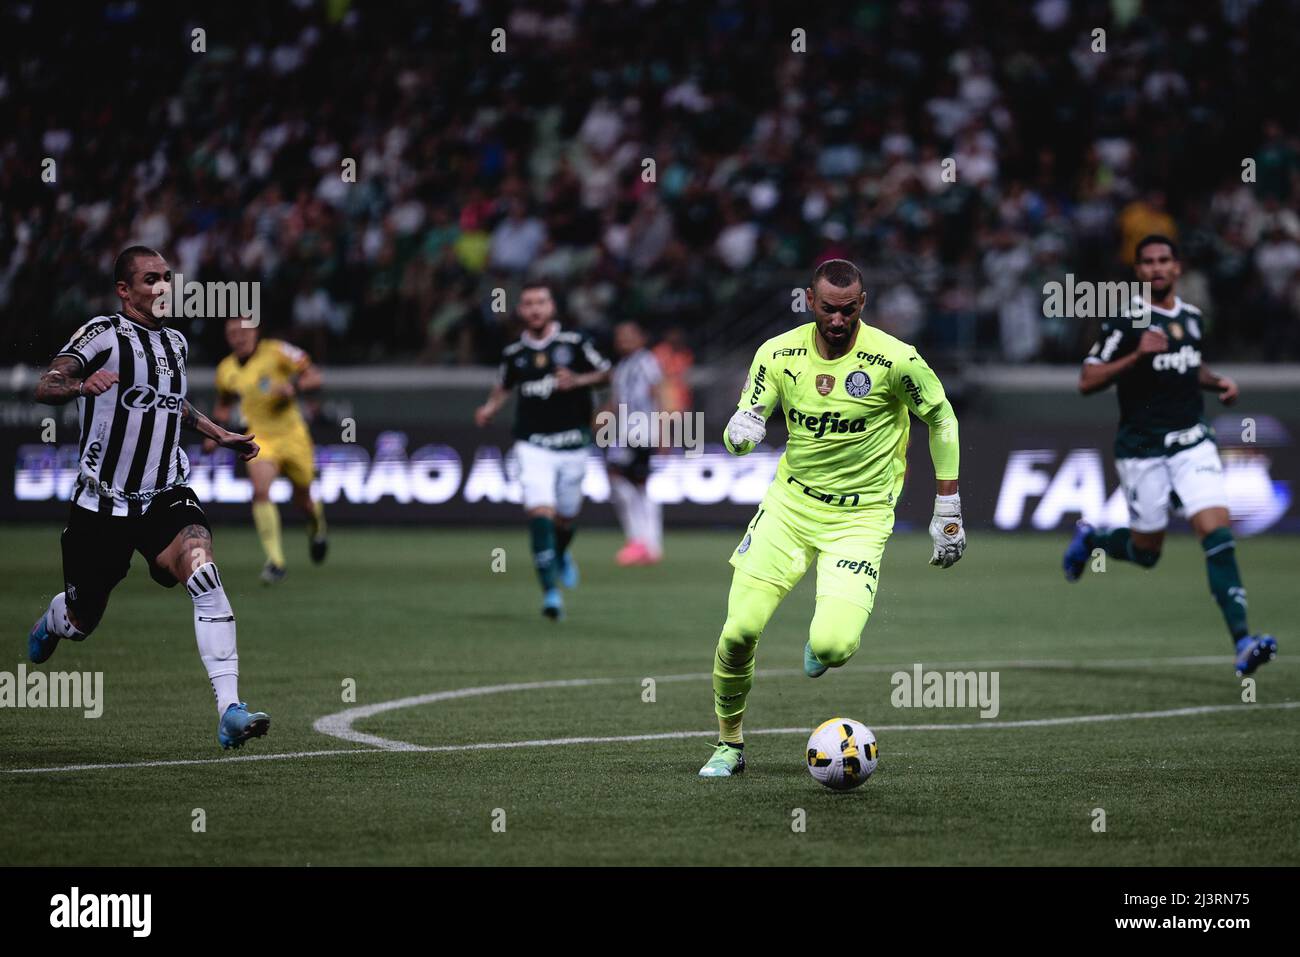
[56,312,191,516]
[611,348,662,417]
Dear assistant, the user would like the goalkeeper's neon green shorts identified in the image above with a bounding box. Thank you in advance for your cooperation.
[729,478,896,612]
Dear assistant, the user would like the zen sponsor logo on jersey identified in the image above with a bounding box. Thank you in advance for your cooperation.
[787,406,867,437]
[1151,345,1201,373]
[119,384,184,413]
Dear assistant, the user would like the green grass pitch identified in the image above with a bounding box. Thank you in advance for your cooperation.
[1,524,1296,866]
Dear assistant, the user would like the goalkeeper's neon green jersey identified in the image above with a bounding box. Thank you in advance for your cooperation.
[725,321,960,509]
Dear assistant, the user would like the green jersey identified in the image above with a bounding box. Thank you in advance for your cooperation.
[726,321,960,509]
[1085,296,1212,459]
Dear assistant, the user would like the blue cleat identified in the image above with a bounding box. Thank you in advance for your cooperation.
[804,639,828,678]
[27,611,58,665]
[1234,635,1278,677]
[218,702,271,750]
[1063,520,1095,582]
[557,552,580,589]
[542,588,565,621]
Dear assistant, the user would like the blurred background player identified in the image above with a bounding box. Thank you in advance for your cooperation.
[699,260,966,778]
[605,320,665,565]
[475,283,611,619]
[210,316,327,584]
[1064,235,1277,676]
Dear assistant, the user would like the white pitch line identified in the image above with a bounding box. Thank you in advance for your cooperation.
[0,748,385,775]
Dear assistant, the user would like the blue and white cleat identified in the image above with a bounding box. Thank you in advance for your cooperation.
[1234,635,1278,677]
[27,611,58,665]
[218,702,271,750]
[804,639,828,678]
[557,552,580,589]
[1063,520,1095,582]
[542,588,565,620]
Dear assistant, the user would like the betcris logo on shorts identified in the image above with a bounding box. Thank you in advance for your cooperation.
[119,384,184,413]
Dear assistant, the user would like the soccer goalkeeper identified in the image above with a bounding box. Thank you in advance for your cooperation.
[699,259,965,777]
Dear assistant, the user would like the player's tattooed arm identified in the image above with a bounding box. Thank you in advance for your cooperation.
[182,400,260,461]
[34,356,118,405]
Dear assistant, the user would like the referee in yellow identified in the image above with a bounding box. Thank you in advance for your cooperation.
[210,317,327,583]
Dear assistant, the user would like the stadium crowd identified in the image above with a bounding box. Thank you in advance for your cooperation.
[2,0,1299,367]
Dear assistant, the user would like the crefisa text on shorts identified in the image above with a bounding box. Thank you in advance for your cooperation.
[0,664,103,718]
[891,663,1000,719]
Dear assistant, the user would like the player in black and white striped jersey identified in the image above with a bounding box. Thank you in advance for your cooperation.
[26,246,273,750]
[606,321,665,565]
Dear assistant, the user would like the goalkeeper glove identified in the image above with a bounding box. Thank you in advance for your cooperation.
[726,407,767,449]
[929,492,966,568]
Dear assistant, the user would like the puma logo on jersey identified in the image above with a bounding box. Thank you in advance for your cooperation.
[784,369,800,384]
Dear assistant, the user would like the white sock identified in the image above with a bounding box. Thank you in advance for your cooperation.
[628,483,651,545]
[642,488,663,554]
[186,562,240,715]
[45,591,84,639]
[609,475,639,542]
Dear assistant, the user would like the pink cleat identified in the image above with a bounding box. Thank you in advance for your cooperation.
[616,541,649,566]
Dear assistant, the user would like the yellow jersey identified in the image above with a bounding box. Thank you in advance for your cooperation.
[215,339,312,440]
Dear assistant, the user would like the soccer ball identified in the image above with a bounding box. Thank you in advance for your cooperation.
[806,717,878,790]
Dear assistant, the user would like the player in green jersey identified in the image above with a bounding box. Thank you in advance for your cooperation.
[1063,235,1277,677]
[699,259,965,777]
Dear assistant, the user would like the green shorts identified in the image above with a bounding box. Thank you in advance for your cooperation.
[729,479,895,612]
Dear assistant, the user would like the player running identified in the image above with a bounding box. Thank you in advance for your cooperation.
[26,246,271,750]
[1063,235,1276,677]
[699,259,965,777]
[474,282,612,619]
[605,320,665,565]
[211,316,327,584]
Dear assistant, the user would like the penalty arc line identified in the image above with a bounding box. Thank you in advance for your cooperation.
[3,670,1294,773]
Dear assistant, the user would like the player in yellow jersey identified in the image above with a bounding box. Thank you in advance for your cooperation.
[211,317,327,584]
[699,260,967,777]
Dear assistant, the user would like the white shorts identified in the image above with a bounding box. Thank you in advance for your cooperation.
[1115,440,1228,532]
[510,441,589,517]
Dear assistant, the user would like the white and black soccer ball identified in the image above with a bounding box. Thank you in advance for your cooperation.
[806,717,878,790]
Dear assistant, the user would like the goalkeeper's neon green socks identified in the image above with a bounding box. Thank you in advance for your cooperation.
[529,516,558,591]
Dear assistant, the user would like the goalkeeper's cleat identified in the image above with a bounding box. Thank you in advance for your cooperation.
[698,742,745,777]
[1234,634,1277,677]
[218,702,271,750]
[1063,520,1094,582]
[542,588,565,620]
[310,534,328,565]
[557,552,579,589]
[27,612,59,665]
[804,639,828,678]
[260,562,287,585]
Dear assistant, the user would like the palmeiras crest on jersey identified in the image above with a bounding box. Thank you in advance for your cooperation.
[844,369,872,398]
[552,344,574,366]
[815,374,835,396]
[737,533,752,554]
